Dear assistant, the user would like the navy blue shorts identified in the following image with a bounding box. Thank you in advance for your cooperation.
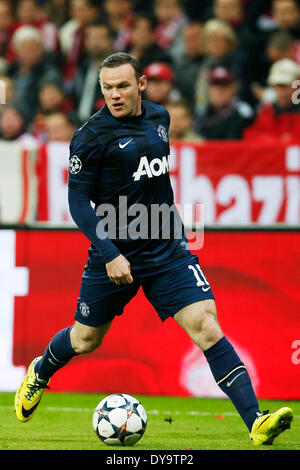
[75,253,215,327]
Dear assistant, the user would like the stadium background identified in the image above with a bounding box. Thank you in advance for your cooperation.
[0,0,299,401]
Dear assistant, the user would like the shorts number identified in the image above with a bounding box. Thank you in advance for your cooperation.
[188,264,210,290]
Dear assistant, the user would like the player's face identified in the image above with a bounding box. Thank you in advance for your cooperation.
[100,64,147,118]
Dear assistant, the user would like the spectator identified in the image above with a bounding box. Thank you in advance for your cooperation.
[251,31,298,103]
[7,25,61,121]
[213,0,245,27]
[127,13,171,70]
[59,0,101,88]
[248,0,300,88]
[166,99,202,141]
[270,0,300,66]
[271,0,300,39]
[45,0,70,28]
[266,29,298,63]
[31,79,74,140]
[0,0,18,63]
[102,0,134,52]
[59,0,100,54]
[233,1,277,98]
[194,19,246,116]
[173,21,204,107]
[15,0,60,56]
[73,22,113,123]
[202,18,238,62]
[154,0,187,52]
[195,65,254,140]
[249,0,300,78]
[244,58,300,142]
[44,111,76,142]
[143,62,181,106]
[213,0,258,63]
[59,0,81,55]
[0,102,36,146]
[38,80,73,114]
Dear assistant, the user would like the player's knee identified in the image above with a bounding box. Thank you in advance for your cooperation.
[191,301,221,345]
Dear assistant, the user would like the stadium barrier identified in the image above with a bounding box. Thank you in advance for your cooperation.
[0,140,300,225]
[0,142,38,224]
[0,227,299,399]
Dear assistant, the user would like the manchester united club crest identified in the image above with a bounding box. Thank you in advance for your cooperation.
[157,124,168,143]
[69,155,82,174]
[79,301,89,317]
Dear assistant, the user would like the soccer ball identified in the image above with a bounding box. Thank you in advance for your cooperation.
[93,393,147,446]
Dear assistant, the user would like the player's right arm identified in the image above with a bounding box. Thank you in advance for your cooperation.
[105,254,133,285]
[68,126,120,264]
[68,126,133,284]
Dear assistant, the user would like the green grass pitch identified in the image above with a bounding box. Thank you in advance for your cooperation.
[0,392,299,450]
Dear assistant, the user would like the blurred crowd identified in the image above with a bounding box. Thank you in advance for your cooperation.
[1,0,300,145]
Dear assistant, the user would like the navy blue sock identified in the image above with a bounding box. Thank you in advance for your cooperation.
[35,326,77,381]
[204,336,260,431]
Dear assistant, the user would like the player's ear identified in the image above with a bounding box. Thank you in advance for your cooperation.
[139,75,147,93]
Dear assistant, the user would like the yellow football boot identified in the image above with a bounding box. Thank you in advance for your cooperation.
[250,407,294,446]
[14,356,50,423]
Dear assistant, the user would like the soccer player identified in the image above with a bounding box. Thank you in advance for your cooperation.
[15,53,293,446]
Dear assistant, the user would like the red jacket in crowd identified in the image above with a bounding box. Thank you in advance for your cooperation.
[243,103,300,142]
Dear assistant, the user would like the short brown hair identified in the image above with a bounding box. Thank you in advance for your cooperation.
[99,52,142,82]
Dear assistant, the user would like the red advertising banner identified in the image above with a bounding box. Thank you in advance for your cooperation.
[170,141,300,225]
[35,141,300,225]
[0,229,299,399]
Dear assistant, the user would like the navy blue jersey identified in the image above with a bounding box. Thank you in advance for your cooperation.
[68,100,189,270]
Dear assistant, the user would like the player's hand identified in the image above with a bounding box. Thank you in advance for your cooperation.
[105,254,133,285]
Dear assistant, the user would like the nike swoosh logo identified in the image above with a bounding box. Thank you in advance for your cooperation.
[202,286,210,292]
[22,401,40,418]
[256,414,272,429]
[119,138,133,149]
[226,371,246,387]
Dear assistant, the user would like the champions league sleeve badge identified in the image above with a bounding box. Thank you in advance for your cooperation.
[69,155,82,174]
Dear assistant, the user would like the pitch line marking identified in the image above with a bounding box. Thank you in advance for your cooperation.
[1,405,298,418]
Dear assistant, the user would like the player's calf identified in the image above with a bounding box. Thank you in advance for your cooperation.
[175,303,261,432]
[70,321,111,354]
[174,299,223,350]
